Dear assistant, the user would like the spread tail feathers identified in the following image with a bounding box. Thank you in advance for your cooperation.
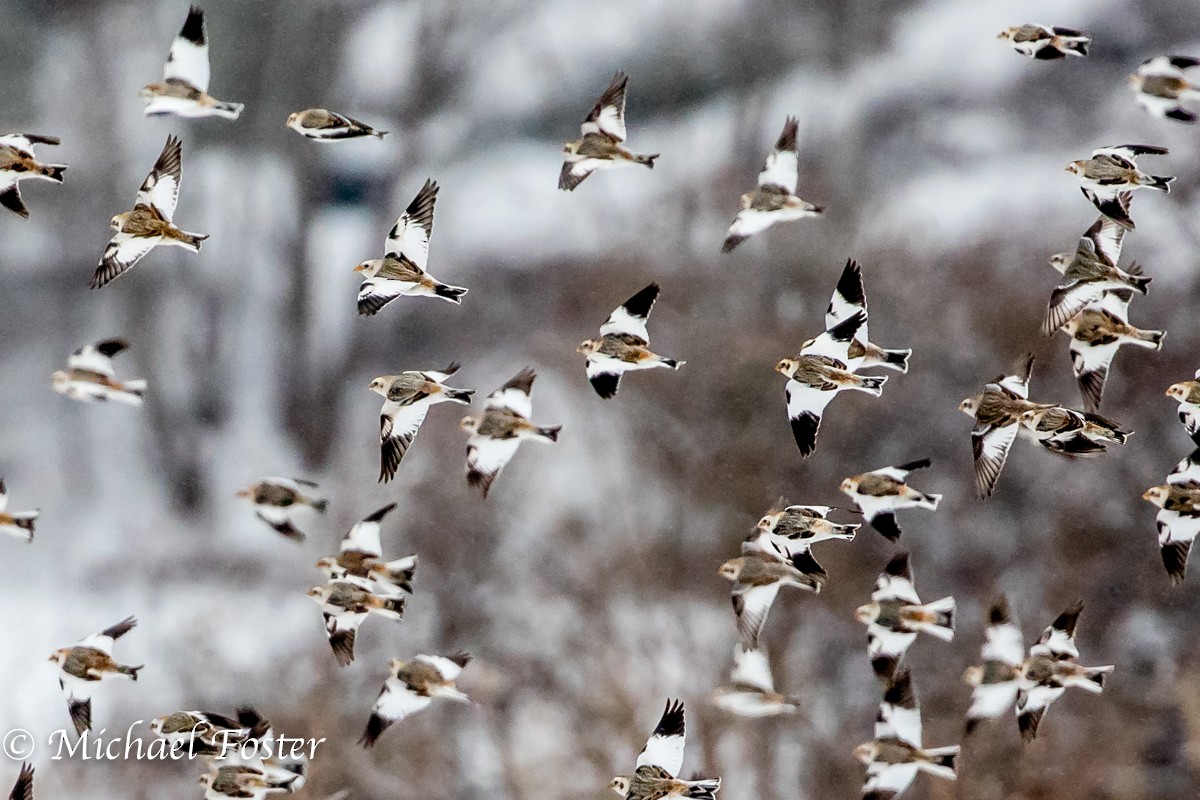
[880,348,911,373]
[636,153,659,169]
[1132,329,1165,349]
[120,664,143,680]
[39,164,67,182]
[917,596,956,640]
[535,425,562,443]
[310,499,330,513]
[213,101,245,120]
[660,357,685,369]
[919,746,959,779]
[1146,174,1174,192]
[434,283,468,304]
[855,375,887,396]
[682,779,721,800]
[445,389,474,404]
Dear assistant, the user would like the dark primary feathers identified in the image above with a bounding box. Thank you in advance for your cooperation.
[178,5,206,45]
[651,699,685,739]
[9,764,33,800]
[102,616,138,641]
[829,258,866,313]
[622,282,660,321]
[773,116,799,156]
[388,179,438,251]
[883,551,911,581]
[1050,601,1083,639]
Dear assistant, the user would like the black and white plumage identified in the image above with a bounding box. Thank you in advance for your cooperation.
[1043,213,1149,335]
[775,312,887,457]
[52,338,147,405]
[307,578,406,667]
[839,459,941,542]
[354,180,467,316]
[7,764,32,800]
[996,24,1089,59]
[150,707,266,755]
[559,72,657,191]
[287,108,387,140]
[460,367,561,498]
[963,596,1024,735]
[721,117,822,252]
[1166,371,1200,444]
[855,553,955,682]
[609,700,720,800]
[1018,404,1131,457]
[712,644,799,718]
[578,283,684,399]
[1128,56,1200,123]
[359,653,471,747]
[368,364,474,483]
[236,477,328,541]
[854,670,958,800]
[140,6,244,119]
[48,617,142,735]
[0,133,66,218]
[1144,451,1200,585]
[743,502,858,562]
[824,259,911,373]
[1016,603,1113,742]
[316,503,418,595]
[0,480,38,543]
[1066,145,1172,229]
[719,549,824,650]
[92,135,208,289]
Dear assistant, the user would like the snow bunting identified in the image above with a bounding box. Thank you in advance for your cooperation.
[307,578,405,667]
[316,502,418,595]
[0,480,37,543]
[1043,214,1149,334]
[743,501,858,561]
[369,363,474,483]
[824,259,911,373]
[48,616,142,735]
[460,367,561,498]
[856,553,954,682]
[560,72,657,191]
[712,644,799,718]
[1066,145,1172,228]
[140,6,243,119]
[92,135,208,289]
[1144,451,1200,584]
[721,116,822,252]
[200,765,298,800]
[1166,371,1200,444]
[839,459,941,542]
[720,549,824,649]
[609,700,720,800]
[1018,405,1130,457]
[0,133,66,218]
[963,596,1025,735]
[52,338,147,405]
[6,764,32,800]
[151,707,264,755]
[1016,602,1113,741]
[959,353,1055,498]
[359,653,471,747]
[1061,283,1164,412]
[1128,56,1200,123]
[354,180,467,316]
[236,478,327,541]
[997,24,1089,59]
[579,283,684,399]
[775,312,887,457]
[855,670,958,800]
[287,108,386,140]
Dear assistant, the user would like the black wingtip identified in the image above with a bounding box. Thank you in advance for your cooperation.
[894,457,932,473]
[883,551,911,579]
[179,6,206,45]
[363,502,398,523]
[826,309,868,343]
[1052,601,1084,636]
[653,699,686,738]
[358,713,388,748]
[622,283,661,318]
[789,411,820,458]
[775,116,799,152]
[870,512,902,542]
[988,595,1012,625]
[833,258,866,309]
[883,669,916,708]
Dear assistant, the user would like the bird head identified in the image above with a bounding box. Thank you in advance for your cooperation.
[1065,160,1085,176]
[368,377,390,396]
[1143,486,1168,506]
[774,358,798,378]
[387,658,405,672]
[853,603,876,624]
[1167,382,1189,401]
[286,112,300,129]
[48,648,71,665]
[576,340,597,355]
[110,212,129,230]
[459,416,480,433]
[718,558,742,581]
[139,84,161,100]
[961,665,984,686]
[563,141,580,155]
[235,485,255,500]
[958,396,979,417]
[315,557,338,573]
[149,715,168,734]
[852,742,877,764]
[996,28,1015,41]
[1048,252,1072,274]
[1126,73,1141,88]
[198,775,212,788]
[756,511,781,534]
[839,477,859,495]
[1018,408,1045,428]
[608,777,630,796]
[305,586,326,602]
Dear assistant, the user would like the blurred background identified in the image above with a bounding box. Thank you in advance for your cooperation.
[2,0,1200,798]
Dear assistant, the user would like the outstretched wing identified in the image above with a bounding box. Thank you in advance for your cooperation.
[600,283,659,341]
[484,367,535,418]
[581,72,628,142]
[636,699,685,777]
[385,180,437,269]
[163,5,210,92]
[135,135,183,219]
[342,503,396,558]
[757,116,799,194]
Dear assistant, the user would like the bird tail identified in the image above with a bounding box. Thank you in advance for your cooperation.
[444,388,474,404]
[1122,268,1151,295]
[879,348,912,373]
[433,283,468,304]
[358,713,391,748]
[659,357,685,370]
[853,374,888,396]
[910,491,942,510]
[37,163,67,183]
[635,153,659,169]
[919,746,959,779]
[310,498,330,513]
[682,778,721,800]
[1145,174,1174,192]
[430,685,471,704]
[212,101,245,120]
[1062,39,1089,56]
[915,596,956,641]
[373,130,389,139]
[373,596,406,620]
[1069,665,1114,693]
[535,425,562,443]
[117,380,148,404]
[830,521,859,540]
[120,664,144,681]
[174,230,209,252]
[1131,328,1166,350]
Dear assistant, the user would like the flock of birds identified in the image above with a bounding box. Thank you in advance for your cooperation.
[3,8,1200,800]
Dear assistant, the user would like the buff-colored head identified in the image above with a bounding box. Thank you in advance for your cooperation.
[577,340,598,355]
[1143,486,1169,506]
[959,396,979,417]
[854,603,876,624]
[1167,383,1189,401]
[774,358,799,378]
[839,477,859,494]
[962,665,984,687]
[718,558,742,581]
[853,742,877,764]
[48,648,69,665]
[608,777,630,796]
[1065,160,1086,177]
[459,416,480,433]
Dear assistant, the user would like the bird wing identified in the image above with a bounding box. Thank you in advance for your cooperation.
[93,234,158,289]
[67,339,128,378]
[869,458,931,482]
[971,416,1018,499]
[982,599,1025,667]
[1168,450,1200,484]
[1069,328,1118,414]
[419,363,461,384]
[379,402,429,482]
[825,258,868,340]
[342,503,396,558]
[757,116,799,193]
[162,6,210,92]
[8,764,33,800]
[1045,280,1106,336]
[1158,510,1200,585]
[1094,143,1169,160]
[862,763,919,800]
[384,180,437,269]
[0,480,7,513]
[324,609,366,666]
[729,644,775,693]
[876,670,922,747]
[413,653,468,681]
[357,278,407,317]
[993,353,1034,400]
[635,699,685,777]
[79,616,137,655]
[584,358,623,399]
[581,72,628,142]
[484,367,535,418]
[136,135,183,220]
[1083,215,1126,267]
[600,283,659,341]
[1031,603,1082,659]
[966,681,1020,726]
[373,678,430,723]
[465,435,522,498]
[731,582,783,650]
[872,552,920,604]
[0,134,59,152]
[784,380,836,457]
[800,310,867,362]
[57,672,94,735]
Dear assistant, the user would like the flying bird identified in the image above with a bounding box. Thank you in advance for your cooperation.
[721,116,822,252]
[1144,450,1200,584]
[743,501,858,561]
[354,180,467,316]
[52,338,147,405]
[578,283,684,399]
[824,259,911,373]
[839,459,941,542]
[1128,56,1200,123]
[92,135,208,289]
[0,480,37,543]
[996,24,1089,59]
[1015,602,1113,741]
[307,578,406,667]
[1166,371,1200,444]
[560,72,657,191]
[359,653,471,747]
[287,109,387,140]
[963,596,1025,735]
[608,700,720,800]
[150,707,266,755]
[0,133,66,218]
[775,312,886,457]
[855,553,955,682]
[719,549,824,649]
[1043,213,1149,335]
[460,367,561,498]
[315,502,418,595]
[140,6,244,119]
[1066,145,1172,228]
[48,616,142,735]
[855,670,958,800]
[6,764,32,800]
[1018,404,1130,456]
[236,478,328,541]
[369,363,474,483]
[712,644,799,718]
[200,765,300,800]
